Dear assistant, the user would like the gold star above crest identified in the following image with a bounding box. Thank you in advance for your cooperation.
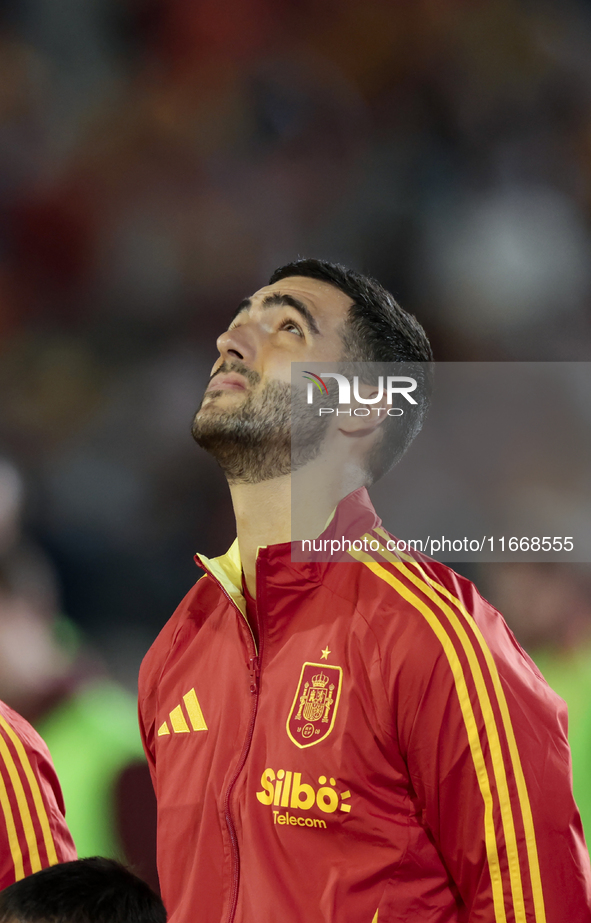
[321,647,331,660]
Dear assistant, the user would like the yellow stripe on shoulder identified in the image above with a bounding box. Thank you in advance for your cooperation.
[350,548,508,923]
[0,760,23,879]
[0,715,58,868]
[380,537,545,923]
[0,724,41,872]
[372,527,546,923]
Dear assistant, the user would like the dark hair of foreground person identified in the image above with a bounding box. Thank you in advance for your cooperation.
[0,857,166,923]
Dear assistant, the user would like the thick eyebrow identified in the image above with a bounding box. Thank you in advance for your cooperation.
[230,293,320,336]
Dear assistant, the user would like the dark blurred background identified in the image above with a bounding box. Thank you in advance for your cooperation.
[1,0,591,875]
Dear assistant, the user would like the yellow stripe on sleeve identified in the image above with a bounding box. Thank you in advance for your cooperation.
[0,715,58,867]
[367,539,525,920]
[350,551,508,923]
[0,725,41,872]
[374,528,546,923]
[394,550,545,923]
[0,761,23,880]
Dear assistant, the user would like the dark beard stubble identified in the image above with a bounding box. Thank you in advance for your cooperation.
[191,363,329,484]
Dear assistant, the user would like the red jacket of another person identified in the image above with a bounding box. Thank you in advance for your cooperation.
[0,700,76,887]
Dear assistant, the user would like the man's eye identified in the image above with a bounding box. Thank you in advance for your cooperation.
[279,319,304,336]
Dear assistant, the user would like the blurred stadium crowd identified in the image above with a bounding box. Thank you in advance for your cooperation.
[0,0,591,875]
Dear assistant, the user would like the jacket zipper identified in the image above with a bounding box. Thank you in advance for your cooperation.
[198,563,261,923]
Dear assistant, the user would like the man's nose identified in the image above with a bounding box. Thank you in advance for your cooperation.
[216,323,257,364]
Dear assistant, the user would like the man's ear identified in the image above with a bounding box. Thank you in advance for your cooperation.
[335,381,389,435]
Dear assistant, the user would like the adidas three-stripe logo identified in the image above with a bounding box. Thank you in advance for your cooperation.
[158,688,208,736]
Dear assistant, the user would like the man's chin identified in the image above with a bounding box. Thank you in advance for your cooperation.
[191,402,252,448]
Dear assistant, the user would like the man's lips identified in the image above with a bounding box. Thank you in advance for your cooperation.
[206,374,248,392]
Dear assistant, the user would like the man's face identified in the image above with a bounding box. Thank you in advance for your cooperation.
[191,276,353,482]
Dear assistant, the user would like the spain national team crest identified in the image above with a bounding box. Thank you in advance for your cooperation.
[286,662,343,749]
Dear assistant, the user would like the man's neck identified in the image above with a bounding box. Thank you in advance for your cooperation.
[228,455,368,597]
[229,476,292,597]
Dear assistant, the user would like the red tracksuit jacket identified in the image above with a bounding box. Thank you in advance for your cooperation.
[0,700,76,888]
[138,488,591,923]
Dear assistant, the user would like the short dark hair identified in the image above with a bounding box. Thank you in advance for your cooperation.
[269,258,433,480]
[0,858,166,923]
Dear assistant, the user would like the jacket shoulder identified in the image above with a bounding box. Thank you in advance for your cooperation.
[342,525,548,690]
[0,699,77,877]
[0,700,50,759]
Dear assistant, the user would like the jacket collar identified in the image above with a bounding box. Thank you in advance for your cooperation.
[195,486,381,599]
[195,538,246,616]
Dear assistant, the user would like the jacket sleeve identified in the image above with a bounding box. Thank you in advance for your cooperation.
[0,703,77,888]
[138,581,202,789]
[396,571,591,923]
[138,633,164,788]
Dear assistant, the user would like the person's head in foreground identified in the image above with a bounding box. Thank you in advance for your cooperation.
[0,857,166,923]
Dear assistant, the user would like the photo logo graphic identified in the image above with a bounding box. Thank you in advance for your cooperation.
[302,371,418,417]
[302,371,418,404]
[302,371,330,396]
